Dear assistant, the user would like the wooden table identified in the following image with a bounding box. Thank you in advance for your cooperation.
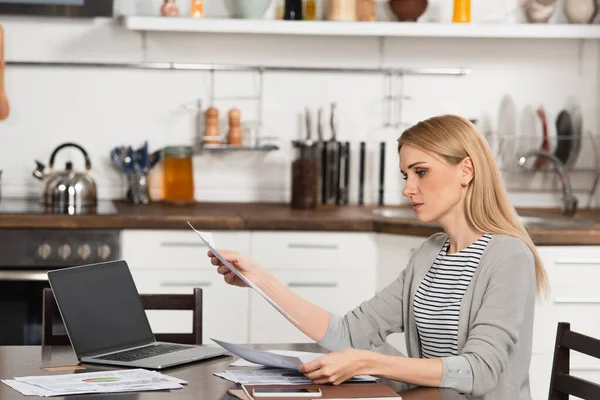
[0,343,470,400]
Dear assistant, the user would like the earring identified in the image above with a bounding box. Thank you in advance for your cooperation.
[461,182,468,187]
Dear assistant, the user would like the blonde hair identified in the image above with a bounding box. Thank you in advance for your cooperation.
[398,114,549,299]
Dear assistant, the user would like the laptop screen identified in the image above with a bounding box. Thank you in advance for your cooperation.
[48,260,155,358]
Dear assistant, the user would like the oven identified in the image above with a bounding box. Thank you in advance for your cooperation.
[0,229,121,345]
[0,0,113,18]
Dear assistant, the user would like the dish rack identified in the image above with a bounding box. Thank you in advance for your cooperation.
[494,133,600,207]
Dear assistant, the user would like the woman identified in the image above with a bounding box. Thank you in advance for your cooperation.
[207,115,549,399]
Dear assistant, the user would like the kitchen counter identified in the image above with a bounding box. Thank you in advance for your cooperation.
[2,201,600,245]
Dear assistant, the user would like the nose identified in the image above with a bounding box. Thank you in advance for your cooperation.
[402,177,418,198]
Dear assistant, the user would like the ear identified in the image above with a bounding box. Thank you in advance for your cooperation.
[460,157,475,185]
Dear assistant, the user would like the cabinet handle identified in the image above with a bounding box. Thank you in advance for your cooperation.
[287,282,338,288]
[555,259,600,265]
[287,243,339,250]
[160,281,212,287]
[554,298,600,304]
[160,242,207,248]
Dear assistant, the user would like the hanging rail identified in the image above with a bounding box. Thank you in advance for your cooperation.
[5,60,471,76]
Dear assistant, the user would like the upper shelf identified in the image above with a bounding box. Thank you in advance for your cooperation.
[121,16,600,39]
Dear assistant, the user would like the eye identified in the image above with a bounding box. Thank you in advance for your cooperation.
[401,173,407,181]
[415,169,427,177]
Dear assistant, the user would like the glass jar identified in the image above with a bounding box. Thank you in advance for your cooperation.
[162,146,195,203]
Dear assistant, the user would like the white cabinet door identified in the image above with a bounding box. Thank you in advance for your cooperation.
[122,229,252,344]
[122,230,251,270]
[250,231,377,272]
[375,234,427,354]
[249,232,377,344]
[249,270,375,344]
[533,246,600,355]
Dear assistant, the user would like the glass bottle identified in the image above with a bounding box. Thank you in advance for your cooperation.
[162,146,195,203]
[160,0,179,17]
[453,0,471,23]
[190,0,204,18]
[284,0,303,20]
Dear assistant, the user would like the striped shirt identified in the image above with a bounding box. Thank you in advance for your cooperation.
[413,234,492,359]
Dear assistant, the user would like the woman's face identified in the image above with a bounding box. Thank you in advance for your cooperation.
[399,144,467,224]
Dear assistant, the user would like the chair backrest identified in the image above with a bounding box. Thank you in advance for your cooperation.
[548,322,600,400]
[42,287,203,346]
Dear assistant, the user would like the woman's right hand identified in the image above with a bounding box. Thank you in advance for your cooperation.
[207,249,267,288]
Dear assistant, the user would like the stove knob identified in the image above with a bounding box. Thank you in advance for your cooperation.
[97,244,111,261]
[78,244,92,261]
[58,244,72,261]
[37,243,52,260]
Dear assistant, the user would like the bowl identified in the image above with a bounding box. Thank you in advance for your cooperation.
[224,0,273,19]
[388,0,428,22]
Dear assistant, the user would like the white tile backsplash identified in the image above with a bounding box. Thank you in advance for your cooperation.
[0,3,598,208]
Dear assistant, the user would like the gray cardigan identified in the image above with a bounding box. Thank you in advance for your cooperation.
[319,233,536,400]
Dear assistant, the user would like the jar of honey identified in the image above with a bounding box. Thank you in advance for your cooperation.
[162,146,195,203]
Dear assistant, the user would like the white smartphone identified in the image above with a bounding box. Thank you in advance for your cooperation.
[252,387,323,398]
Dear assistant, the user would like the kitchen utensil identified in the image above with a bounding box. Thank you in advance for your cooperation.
[378,142,385,206]
[498,94,517,168]
[565,98,582,170]
[225,0,273,18]
[317,107,327,204]
[324,103,340,205]
[358,142,365,205]
[32,142,97,214]
[0,24,9,121]
[533,106,550,170]
[554,110,573,165]
[388,0,428,22]
[341,142,350,205]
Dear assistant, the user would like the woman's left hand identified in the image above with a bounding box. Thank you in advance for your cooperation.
[298,349,374,385]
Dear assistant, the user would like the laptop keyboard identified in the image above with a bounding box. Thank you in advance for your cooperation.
[95,343,191,362]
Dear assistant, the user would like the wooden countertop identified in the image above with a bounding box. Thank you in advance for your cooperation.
[2,201,600,245]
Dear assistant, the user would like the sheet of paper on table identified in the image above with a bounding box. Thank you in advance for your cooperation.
[1,369,186,397]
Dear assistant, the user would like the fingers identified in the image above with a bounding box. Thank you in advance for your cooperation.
[216,265,229,275]
[299,359,322,373]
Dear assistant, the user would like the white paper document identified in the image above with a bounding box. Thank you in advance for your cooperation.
[2,369,186,397]
[212,339,304,370]
[188,221,299,324]
[215,368,377,386]
[230,349,325,367]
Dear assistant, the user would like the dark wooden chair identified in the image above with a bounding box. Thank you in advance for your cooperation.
[42,287,203,346]
[548,322,600,400]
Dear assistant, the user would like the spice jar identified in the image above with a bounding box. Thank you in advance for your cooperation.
[162,146,195,203]
[291,140,319,210]
[190,0,204,17]
[356,0,376,21]
[160,0,179,16]
[227,108,243,146]
[203,107,221,146]
[327,0,356,20]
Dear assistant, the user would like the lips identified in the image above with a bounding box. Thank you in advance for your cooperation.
[412,202,423,211]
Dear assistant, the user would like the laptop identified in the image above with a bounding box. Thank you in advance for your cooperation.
[47,260,228,369]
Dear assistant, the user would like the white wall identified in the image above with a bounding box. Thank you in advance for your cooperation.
[0,0,598,208]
